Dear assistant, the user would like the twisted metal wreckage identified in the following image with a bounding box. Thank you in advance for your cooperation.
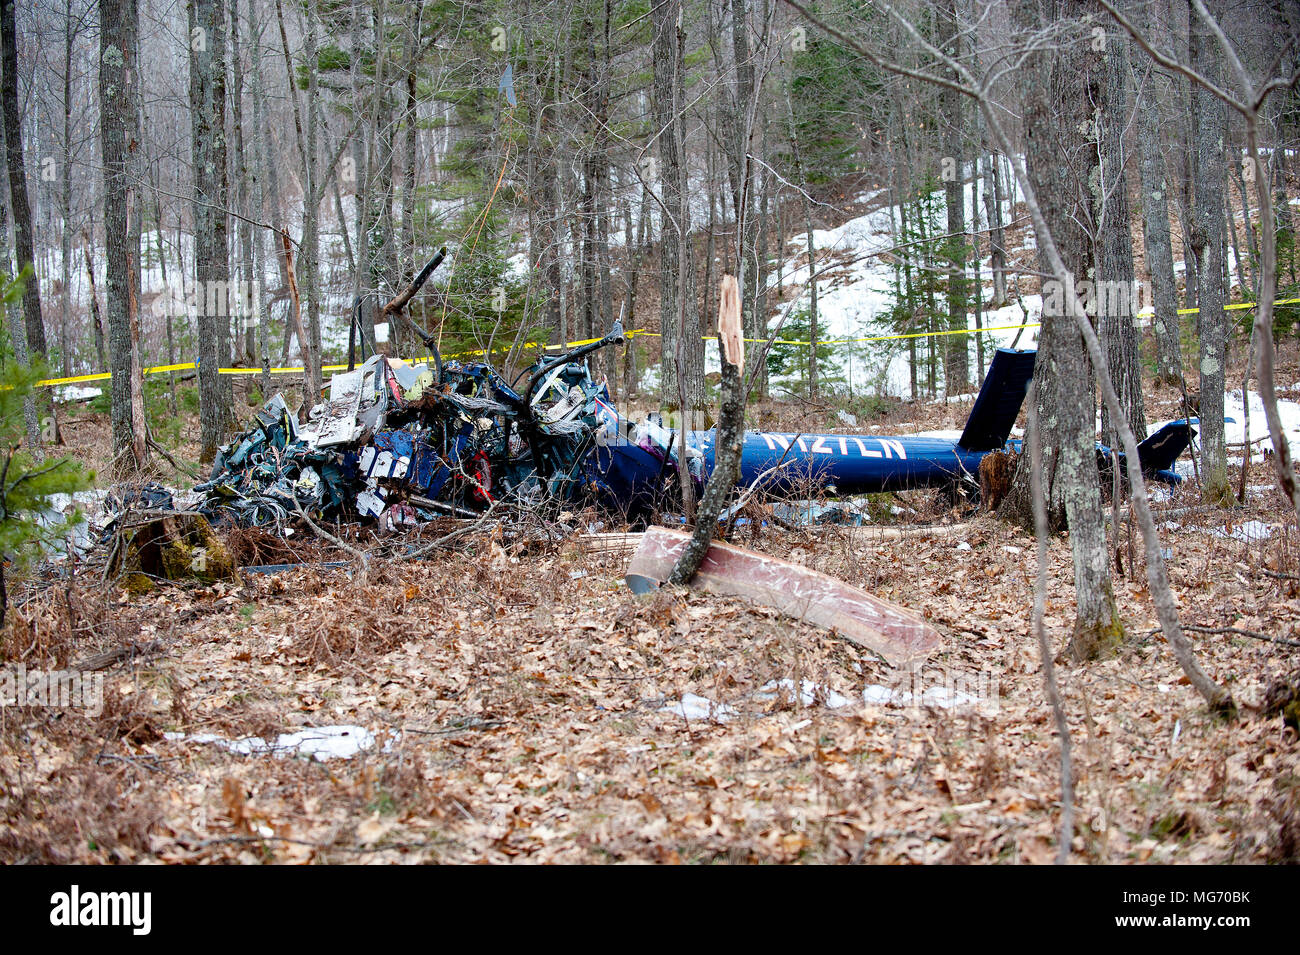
[191,252,1197,532]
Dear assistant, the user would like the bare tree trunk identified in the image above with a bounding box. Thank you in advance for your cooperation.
[0,118,40,453]
[1026,383,1075,864]
[983,147,1009,306]
[349,0,373,347]
[1135,7,1184,386]
[596,0,615,396]
[1226,192,1247,298]
[621,182,650,396]
[2,0,58,445]
[754,105,771,398]
[969,117,985,381]
[248,0,274,394]
[230,0,256,366]
[83,234,106,372]
[1232,150,1258,296]
[1270,98,1296,286]
[1001,0,1123,660]
[300,2,323,405]
[784,86,818,400]
[399,2,424,356]
[1096,31,1147,445]
[58,1,75,379]
[191,0,232,463]
[2,0,49,370]
[652,0,705,420]
[100,0,147,470]
[1190,0,1230,502]
[939,0,969,395]
[151,196,177,414]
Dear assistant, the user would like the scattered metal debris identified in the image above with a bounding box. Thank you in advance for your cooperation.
[195,321,646,529]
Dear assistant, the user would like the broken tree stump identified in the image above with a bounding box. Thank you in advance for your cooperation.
[106,512,237,591]
[979,449,1017,512]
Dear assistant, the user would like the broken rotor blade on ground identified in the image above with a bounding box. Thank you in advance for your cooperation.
[625,526,940,667]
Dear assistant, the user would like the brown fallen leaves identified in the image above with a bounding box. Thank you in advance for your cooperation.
[0,480,1296,865]
[6,364,1300,862]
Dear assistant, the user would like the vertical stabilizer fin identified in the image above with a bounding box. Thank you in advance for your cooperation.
[956,348,1037,452]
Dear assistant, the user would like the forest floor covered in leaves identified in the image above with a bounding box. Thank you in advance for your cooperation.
[3,352,1300,865]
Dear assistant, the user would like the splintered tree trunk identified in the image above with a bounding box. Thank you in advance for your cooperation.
[100,0,146,470]
[1190,0,1230,501]
[1001,0,1122,660]
[1096,32,1147,445]
[718,0,763,389]
[670,276,745,585]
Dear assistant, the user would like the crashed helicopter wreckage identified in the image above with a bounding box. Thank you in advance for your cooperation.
[192,252,1198,530]
[194,342,1197,530]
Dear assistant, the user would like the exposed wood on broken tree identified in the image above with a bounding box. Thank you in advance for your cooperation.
[669,275,746,585]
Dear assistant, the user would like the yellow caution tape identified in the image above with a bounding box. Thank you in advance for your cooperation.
[36,295,1300,388]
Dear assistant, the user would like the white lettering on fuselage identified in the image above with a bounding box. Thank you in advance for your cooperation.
[759,434,908,460]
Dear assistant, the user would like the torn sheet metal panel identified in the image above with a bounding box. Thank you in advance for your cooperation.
[625,525,940,667]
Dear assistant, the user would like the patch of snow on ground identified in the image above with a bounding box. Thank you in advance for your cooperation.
[1208,520,1275,542]
[760,170,1039,398]
[54,384,103,402]
[165,724,381,760]
[659,694,737,723]
[758,679,854,709]
[860,683,985,709]
[1165,389,1300,478]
